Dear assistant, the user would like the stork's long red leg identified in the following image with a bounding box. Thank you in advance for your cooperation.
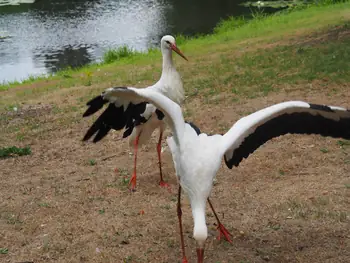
[207,198,233,243]
[129,134,140,191]
[177,186,188,263]
[157,131,169,189]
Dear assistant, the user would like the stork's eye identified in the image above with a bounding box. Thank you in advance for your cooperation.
[165,40,170,44]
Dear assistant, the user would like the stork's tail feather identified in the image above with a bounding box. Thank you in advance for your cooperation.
[83,95,108,117]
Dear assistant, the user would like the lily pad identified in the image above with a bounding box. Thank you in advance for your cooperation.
[0,0,36,7]
[242,0,309,8]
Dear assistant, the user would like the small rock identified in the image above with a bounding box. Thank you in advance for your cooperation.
[297,246,304,251]
[120,240,130,245]
[262,255,270,261]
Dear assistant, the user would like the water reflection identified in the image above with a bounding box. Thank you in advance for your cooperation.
[33,45,94,73]
[165,0,249,35]
[31,0,99,18]
[0,0,35,8]
[0,0,274,83]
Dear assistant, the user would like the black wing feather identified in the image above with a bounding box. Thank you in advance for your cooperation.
[225,109,350,169]
[83,95,109,117]
[83,103,127,142]
[82,93,147,142]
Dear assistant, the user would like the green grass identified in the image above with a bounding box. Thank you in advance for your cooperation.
[0,74,48,91]
[213,16,248,34]
[89,159,97,166]
[240,39,350,84]
[285,197,348,222]
[123,255,133,263]
[0,146,32,158]
[99,208,105,215]
[181,1,349,49]
[0,248,8,254]
[38,202,50,208]
[103,45,138,64]
[186,33,350,99]
[320,147,329,153]
[337,140,350,147]
[120,176,130,187]
[0,1,349,96]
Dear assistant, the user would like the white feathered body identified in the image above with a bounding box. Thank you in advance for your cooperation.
[167,125,223,207]
[166,125,225,243]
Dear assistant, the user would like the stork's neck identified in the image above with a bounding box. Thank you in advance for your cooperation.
[162,48,175,72]
[158,46,184,106]
[191,201,208,248]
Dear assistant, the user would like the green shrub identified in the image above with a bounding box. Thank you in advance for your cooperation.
[214,16,247,34]
[103,45,137,63]
[0,146,32,158]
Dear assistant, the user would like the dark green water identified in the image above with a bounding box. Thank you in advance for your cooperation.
[0,0,278,83]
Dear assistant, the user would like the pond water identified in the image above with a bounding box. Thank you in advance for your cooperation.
[0,0,278,83]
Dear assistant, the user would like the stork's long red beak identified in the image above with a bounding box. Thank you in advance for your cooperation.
[196,248,204,263]
[171,44,188,61]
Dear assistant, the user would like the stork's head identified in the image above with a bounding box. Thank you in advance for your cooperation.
[194,222,207,263]
[161,35,188,61]
[191,200,208,263]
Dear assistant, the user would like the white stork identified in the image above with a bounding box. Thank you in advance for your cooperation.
[82,35,188,191]
[95,86,350,263]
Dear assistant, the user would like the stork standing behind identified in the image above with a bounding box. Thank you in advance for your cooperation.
[82,35,188,191]
[98,86,350,263]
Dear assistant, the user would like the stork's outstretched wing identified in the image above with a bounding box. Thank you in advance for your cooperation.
[82,87,148,142]
[220,101,350,168]
[90,87,187,146]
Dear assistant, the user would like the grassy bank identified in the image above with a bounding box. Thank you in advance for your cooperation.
[0,1,349,116]
[1,2,349,95]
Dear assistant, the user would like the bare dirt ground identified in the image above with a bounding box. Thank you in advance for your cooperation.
[1,34,350,263]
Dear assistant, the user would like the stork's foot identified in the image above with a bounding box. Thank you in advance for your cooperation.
[182,257,189,263]
[129,173,137,192]
[159,180,170,189]
[217,223,233,243]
